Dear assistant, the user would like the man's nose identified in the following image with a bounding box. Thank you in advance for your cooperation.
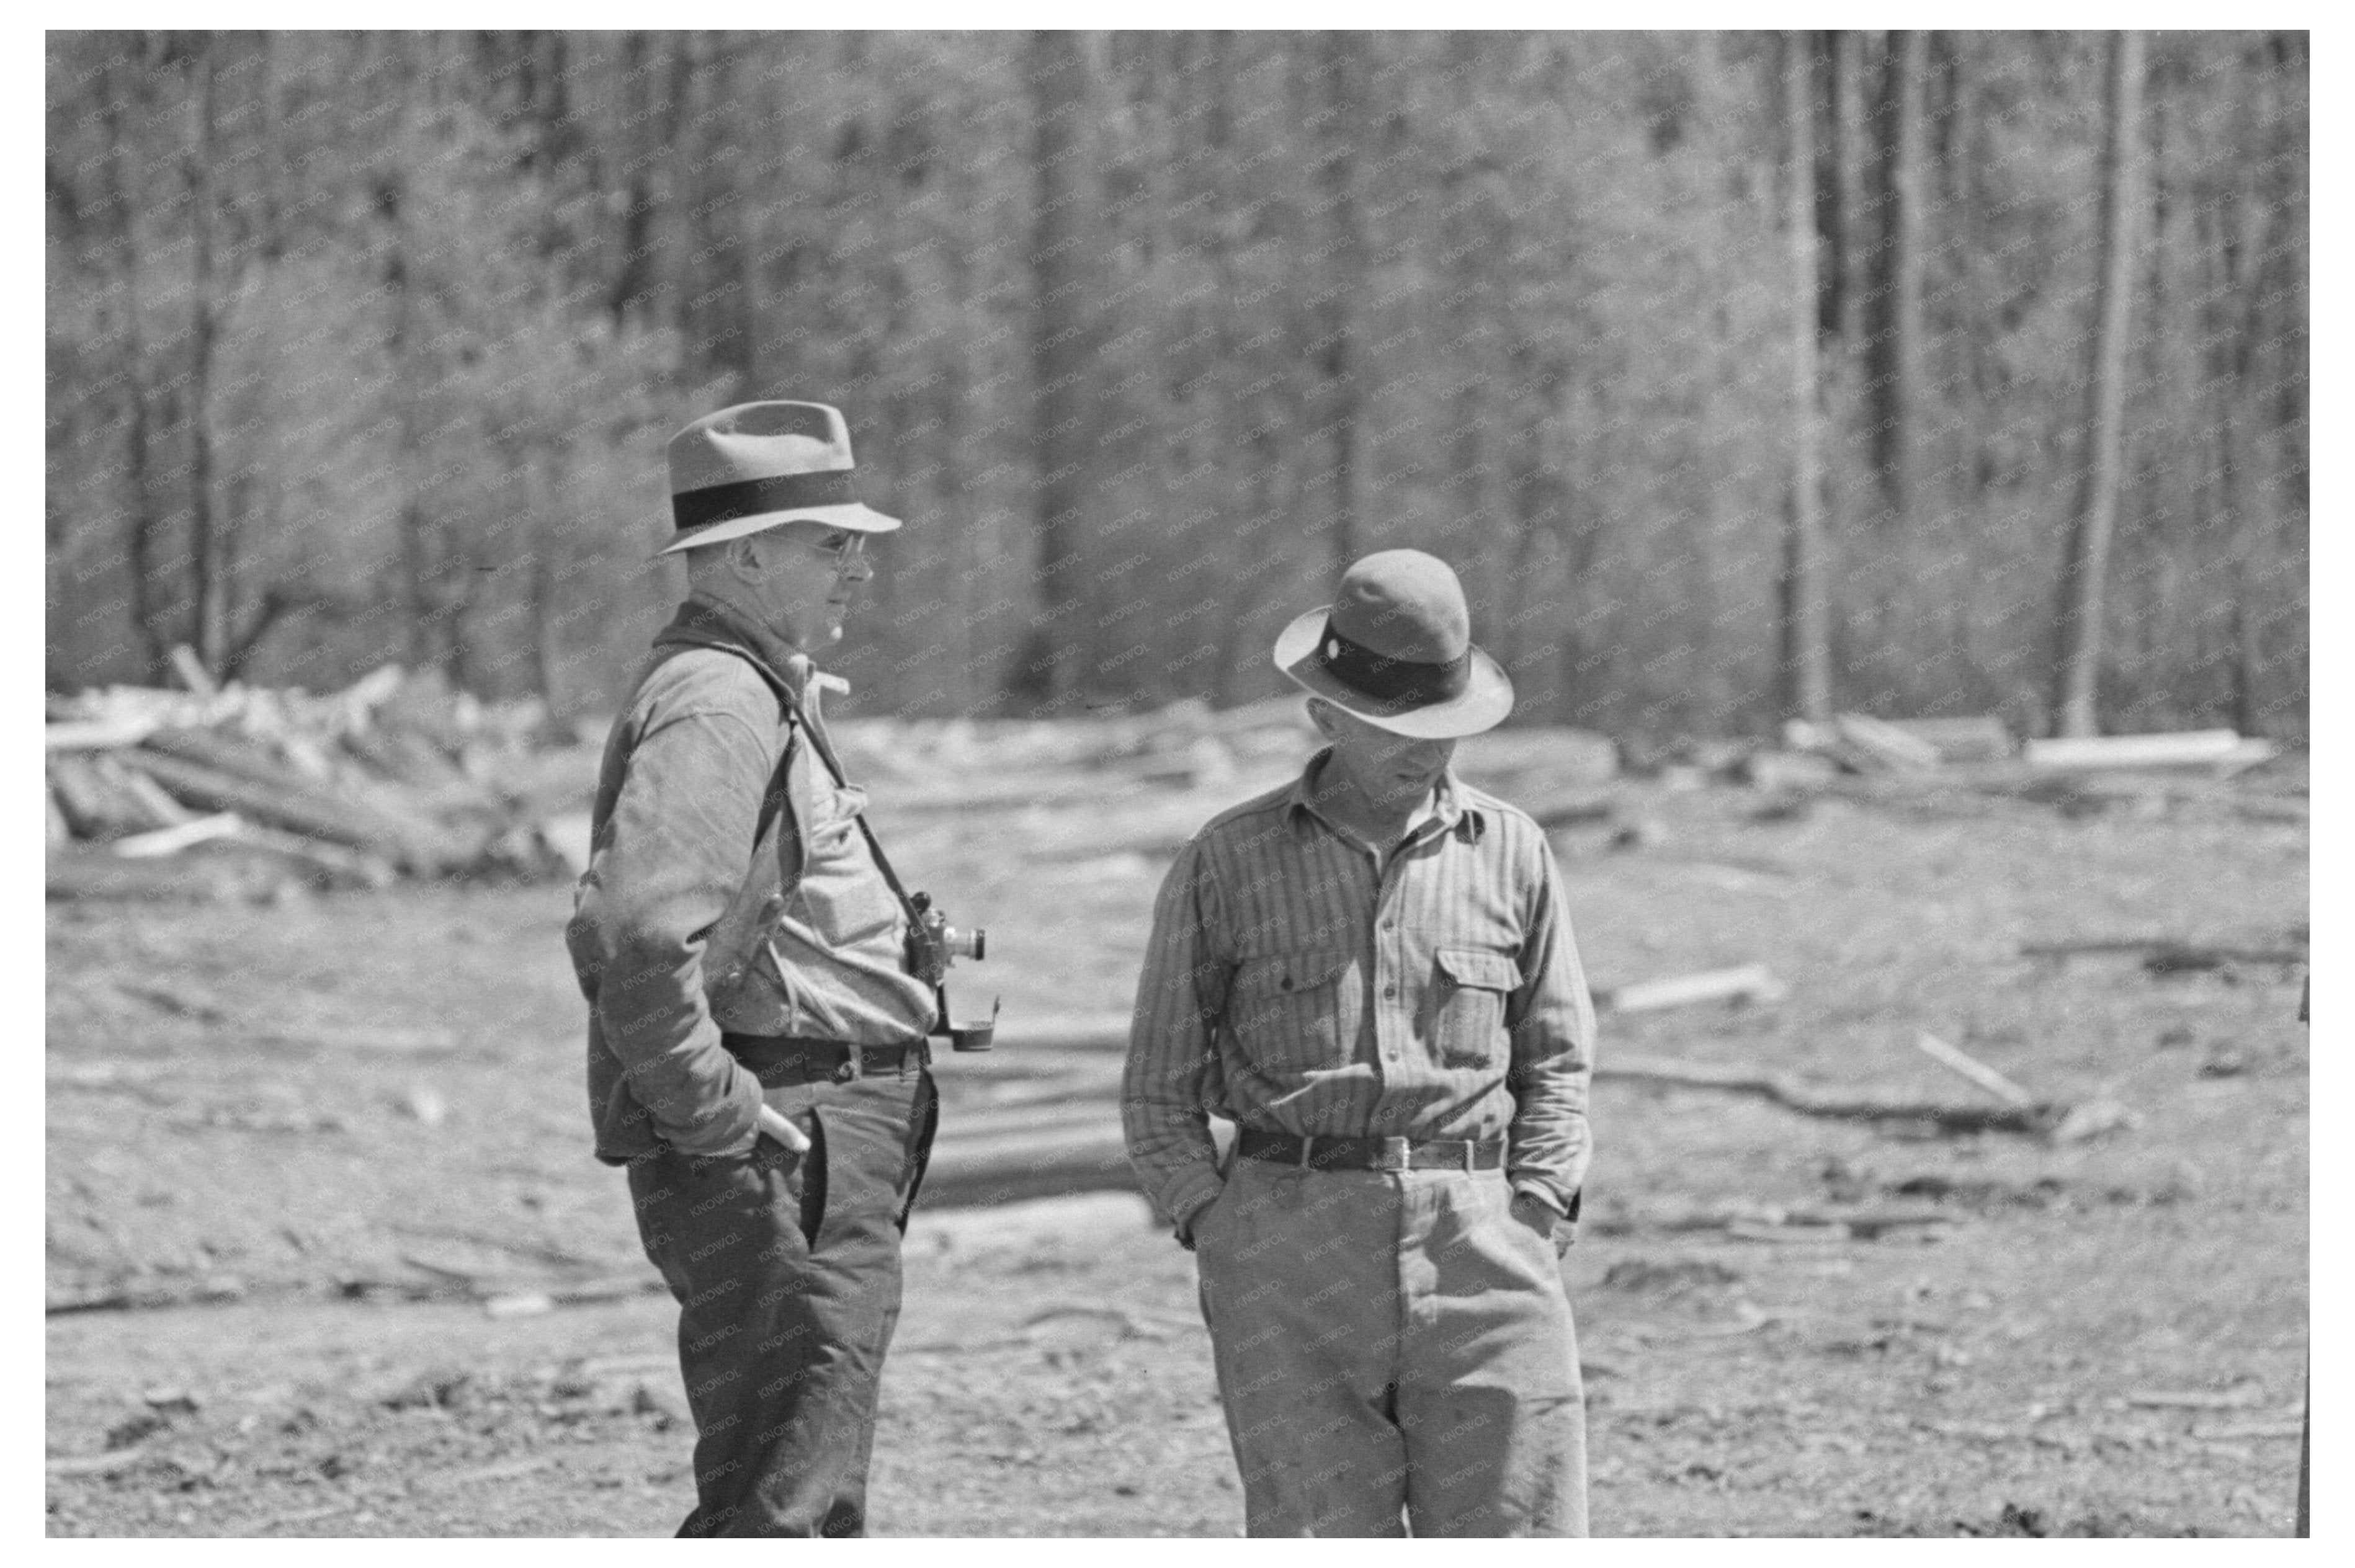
[840,550,874,584]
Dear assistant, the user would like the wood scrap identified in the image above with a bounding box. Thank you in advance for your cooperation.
[1596,1054,2078,1137]
[45,844,301,904]
[117,746,468,873]
[46,1450,153,1479]
[2191,1422,2304,1441]
[45,715,163,751]
[1912,1031,2036,1108]
[2021,938,2304,971]
[2022,729,2274,773]
[1885,715,2014,764]
[112,812,243,858]
[166,643,219,697]
[1835,713,1943,771]
[2126,1388,2269,1411]
[1596,964,1787,1015]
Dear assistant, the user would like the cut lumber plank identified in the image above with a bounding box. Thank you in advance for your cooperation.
[47,1451,153,1478]
[2022,729,2270,773]
[1912,1031,2036,1108]
[1596,1054,2072,1138]
[112,812,243,859]
[48,754,159,839]
[118,746,471,873]
[919,1123,1137,1209]
[933,1100,1121,1144]
[166,644,219,697]
[114,766,197,827]
[45,845,298,904]
[980,1015,1133,1053]
[2021,938,2304,968]
[1835,713,1943,771]
[235,826,401,889]
[1596,964,1787,1015]
[1885,715,2014,764]
[45,715,161,751]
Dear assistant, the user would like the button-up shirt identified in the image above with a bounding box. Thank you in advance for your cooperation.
[1122,750,1598,1232]
[565,595,934,1166]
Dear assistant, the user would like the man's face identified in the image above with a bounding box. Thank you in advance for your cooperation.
[738,522,873,648]
[1313,699,1455,812]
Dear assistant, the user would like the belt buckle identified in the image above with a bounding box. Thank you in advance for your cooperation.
[1376,1136,1411,1173]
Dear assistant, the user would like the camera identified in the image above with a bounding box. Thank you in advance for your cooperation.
[904,892,985,985]
[906,892,994,1051]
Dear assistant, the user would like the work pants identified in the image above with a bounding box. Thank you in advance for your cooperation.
[627,1055,937,1537]
[1193,1158,1587,1537]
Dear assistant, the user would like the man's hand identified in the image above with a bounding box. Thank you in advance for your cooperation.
[1509,1188,1574,1259]
[757,1103,811,1154]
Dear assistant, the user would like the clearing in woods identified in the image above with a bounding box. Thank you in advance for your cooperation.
[46,777,2308,1536]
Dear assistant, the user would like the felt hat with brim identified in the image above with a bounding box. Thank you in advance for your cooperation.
[653,400,901,559]
[1274,549,1514,739]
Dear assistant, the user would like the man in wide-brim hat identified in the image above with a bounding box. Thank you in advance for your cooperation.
[1125,548,1597,1536]
[566,401,945,1536]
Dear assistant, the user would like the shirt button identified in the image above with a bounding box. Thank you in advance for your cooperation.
[1382,919,1396,932]
[1383,984,1398,999]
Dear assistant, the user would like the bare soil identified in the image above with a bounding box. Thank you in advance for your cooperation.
[47,778,2309,1535]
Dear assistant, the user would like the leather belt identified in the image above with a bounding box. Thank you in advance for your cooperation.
[722,1033,928,1085]
[1236,1128,1505,1174]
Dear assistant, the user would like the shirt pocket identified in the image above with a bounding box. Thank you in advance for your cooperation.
[1228,948,1356,1076]
[789,782,902,947]
[1432,947,1522,1069]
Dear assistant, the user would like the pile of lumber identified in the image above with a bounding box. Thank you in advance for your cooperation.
[45,658,600,899]
[917,994,2121,1212]
[836,695,1620,865]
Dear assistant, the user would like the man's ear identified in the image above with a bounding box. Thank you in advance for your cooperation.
[726,534,767,583]
[1305,697,1338,741]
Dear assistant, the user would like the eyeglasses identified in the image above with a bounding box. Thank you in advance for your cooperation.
[805,531,867,570]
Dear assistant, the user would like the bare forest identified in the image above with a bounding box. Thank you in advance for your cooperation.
[46,30,2307,740]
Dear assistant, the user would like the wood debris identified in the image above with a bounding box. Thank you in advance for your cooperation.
[2022,729,2277,775]
[45,659,587,897]
[1595,964,1787,1015]
[1596,1054,2121,1141]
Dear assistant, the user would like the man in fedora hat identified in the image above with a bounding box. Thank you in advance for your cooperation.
[1124,548,1596,1536]
[566,401,944,1536]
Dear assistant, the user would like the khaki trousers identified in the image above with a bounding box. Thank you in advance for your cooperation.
[1192,1157,1588,1536]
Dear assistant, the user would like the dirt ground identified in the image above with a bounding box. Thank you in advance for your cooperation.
[46,772,2310,1536]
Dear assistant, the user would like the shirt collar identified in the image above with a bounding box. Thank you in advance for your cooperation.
[653,592,818,709]
[1285,748,1486,846]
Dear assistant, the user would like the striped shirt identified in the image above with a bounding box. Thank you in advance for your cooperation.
[1122,749,1597,1233]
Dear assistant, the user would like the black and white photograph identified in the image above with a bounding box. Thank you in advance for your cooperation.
[42,23,2313,1538]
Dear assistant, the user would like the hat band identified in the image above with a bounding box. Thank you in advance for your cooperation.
[673,468,856,533]
[1316,620,1471,707]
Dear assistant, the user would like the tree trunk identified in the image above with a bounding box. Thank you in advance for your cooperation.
[1868,29,1928,521]
[1313,32,1366,576]
[185,40,228,679]
[1830,30,1867,347]
[1020,29,1101,706]
[2050,30,2147,739]
[1781,32,1833,724]
[101,45,171,680]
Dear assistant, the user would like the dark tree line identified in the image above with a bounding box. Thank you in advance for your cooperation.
[45,30,2308,739]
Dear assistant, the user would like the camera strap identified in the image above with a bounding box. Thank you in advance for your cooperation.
[735,654,923,925]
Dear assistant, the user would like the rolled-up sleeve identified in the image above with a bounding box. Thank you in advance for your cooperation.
[580,708,772,1157]
[1503,834,1597,1212]
[1123,837,1233,1231]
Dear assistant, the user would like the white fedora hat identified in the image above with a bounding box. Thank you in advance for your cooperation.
[653,400,901,559]
[1272,549,1514,739]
